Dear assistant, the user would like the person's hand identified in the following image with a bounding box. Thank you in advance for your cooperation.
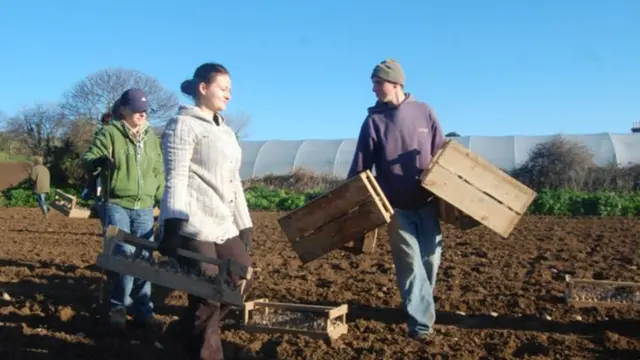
[92,156,114,170]
[158,218,186,258]
[239,228,253,252]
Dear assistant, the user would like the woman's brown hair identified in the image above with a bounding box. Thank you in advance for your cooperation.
[180,63,230,100]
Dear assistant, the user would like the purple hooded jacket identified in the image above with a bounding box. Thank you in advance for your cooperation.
[347,94,445,210]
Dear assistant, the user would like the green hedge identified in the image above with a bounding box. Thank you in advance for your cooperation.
[3,180,640,216]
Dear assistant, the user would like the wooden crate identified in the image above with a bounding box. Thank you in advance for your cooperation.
[97,225,252,308]
[278,170,393,264]
[437,198,482,231]
[243,298,348,339]
[340,227,379,255]
[565,275,640,309]
[420,140,536,238]
[49,189,92,218]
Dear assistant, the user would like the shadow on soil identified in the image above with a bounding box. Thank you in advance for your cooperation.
[2,258,639,359]
[350,302,640,338]
[0,259,266,359]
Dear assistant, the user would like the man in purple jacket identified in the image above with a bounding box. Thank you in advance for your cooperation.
[348,59,446,339]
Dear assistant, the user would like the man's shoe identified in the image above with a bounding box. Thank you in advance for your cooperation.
[408,330,433,340]
[108,307,127,330]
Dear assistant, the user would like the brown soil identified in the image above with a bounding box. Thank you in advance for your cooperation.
[0,208,639,359]
[0,162,29,190]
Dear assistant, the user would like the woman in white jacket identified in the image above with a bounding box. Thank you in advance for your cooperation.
[158,62,254,360]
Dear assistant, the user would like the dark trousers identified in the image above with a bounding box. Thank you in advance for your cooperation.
[177,235,254,360]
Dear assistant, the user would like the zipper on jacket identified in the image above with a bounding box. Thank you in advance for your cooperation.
[132,133,144,210]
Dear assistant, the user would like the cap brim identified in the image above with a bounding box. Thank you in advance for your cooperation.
[126,104,149,113]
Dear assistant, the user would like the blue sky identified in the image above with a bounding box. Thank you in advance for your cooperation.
[0,0,638,140]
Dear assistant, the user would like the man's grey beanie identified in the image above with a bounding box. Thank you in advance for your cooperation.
[371,59,405,85]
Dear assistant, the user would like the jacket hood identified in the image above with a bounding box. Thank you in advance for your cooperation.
[367,93,414,115]
[177,104,222,124]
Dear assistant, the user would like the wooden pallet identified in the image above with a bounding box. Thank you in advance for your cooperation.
[420,140,537,238]
[278,170,393,264]
[49,189,92,218]
[243,298,348,339]
[96,225,252,308]
[565,275,640,309]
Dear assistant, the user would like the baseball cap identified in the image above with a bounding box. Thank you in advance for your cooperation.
[119,88,149,113]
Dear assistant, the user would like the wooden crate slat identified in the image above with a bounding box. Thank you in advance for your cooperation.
[278,171,374,241]
[291,199,387,263]
[435,141,536,215]
[362,171,394,216]
[360,228,378,253]
[424,163,519,237]
[340,228,379,255]
[55,189,76,204]
[50,202,71,217]
[250,301,347,314]
[68,208,91,218]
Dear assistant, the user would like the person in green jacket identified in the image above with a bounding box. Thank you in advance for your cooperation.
[82,88,165,330]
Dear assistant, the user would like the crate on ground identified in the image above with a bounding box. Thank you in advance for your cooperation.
[49,189,92,218]
[565,275,640,309]
[278,170,393,264]
[420,140,536,238]
[243,298,348,339]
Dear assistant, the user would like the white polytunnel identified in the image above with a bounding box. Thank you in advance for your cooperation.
[238,133,640,180]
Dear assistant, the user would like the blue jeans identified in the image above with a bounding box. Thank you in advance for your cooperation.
[34,193,48,215]
[388,202,443,335]
[104,202,155,319]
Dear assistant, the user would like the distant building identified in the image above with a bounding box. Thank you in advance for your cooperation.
[632,122,640,133]
[238,133,640,180]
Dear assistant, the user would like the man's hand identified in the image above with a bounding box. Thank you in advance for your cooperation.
[158,218,186,258]
[239,228,253,252]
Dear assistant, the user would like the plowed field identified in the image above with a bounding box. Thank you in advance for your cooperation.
[0,208,639,359]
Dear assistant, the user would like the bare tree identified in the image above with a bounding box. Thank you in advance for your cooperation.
[225,111,251,139]
[64,117,98,153]
[6,103,67,156]
[61,67,179,125]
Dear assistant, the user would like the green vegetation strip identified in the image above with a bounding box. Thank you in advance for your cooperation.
[3,179,640,216]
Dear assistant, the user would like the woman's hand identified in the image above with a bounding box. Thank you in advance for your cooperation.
[158,218,186,258]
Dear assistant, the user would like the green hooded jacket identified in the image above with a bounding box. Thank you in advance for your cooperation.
[82,120,165,210]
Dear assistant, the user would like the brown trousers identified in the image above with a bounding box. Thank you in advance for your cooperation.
[177,235,254,360]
